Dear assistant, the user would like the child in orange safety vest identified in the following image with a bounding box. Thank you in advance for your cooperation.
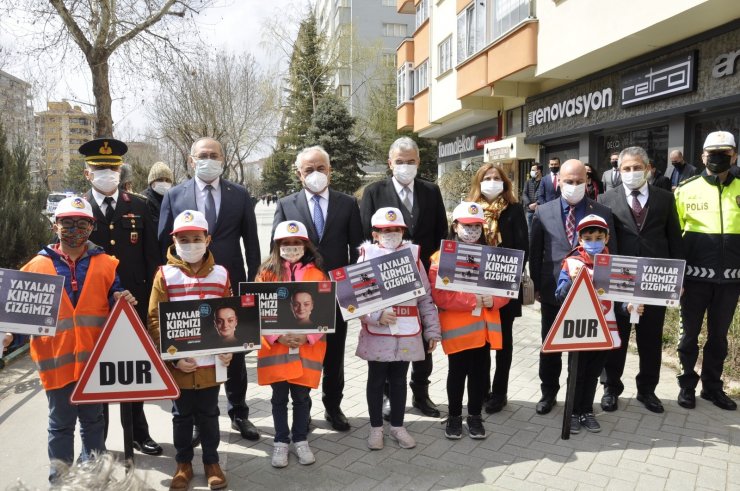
[147,210,232,491]
[256,220,328,468]
[554,214,630,435]
[429,202,510,440]
[19,197,136,483]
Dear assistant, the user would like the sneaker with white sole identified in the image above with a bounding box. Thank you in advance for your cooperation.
[444,416,463,440]
[271,442,289,468]
[579,412,601,433]
[466,415,486,439]
[292,441,315,465]
[389,426,416,449]
[367,426,384,450]
[570,414,581,435]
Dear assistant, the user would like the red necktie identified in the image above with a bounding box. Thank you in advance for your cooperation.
[566,205,576,245]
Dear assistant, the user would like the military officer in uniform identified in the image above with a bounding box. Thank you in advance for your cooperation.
[79,138,164,455]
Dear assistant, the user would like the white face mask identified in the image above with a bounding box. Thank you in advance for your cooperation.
[480,180,504,200]
[561,183,586,205]
[175,242,207,263]
[378,231,403,249]
[393,164,417,186]
[152,182,171,196]
[304,171,329,194]
[456,223,482,244]
[530,170,538,178]
[280,245,305,263]
[194,158,223,182]
[622,170,647,190]
[91,169,120,194]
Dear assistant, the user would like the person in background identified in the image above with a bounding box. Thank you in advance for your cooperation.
[584,163,603,200]
[143,162,174,226]
[118,163,134,193]
[536,157,562,204]
[521,163,542,232]
[466,163,528,414]
[601,152,622,191]
[646,159,671,191]
[668,150,698,191]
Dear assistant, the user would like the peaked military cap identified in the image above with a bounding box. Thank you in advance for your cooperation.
[78,137,128,165]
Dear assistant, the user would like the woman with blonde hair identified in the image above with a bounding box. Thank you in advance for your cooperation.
[466,163,529,413]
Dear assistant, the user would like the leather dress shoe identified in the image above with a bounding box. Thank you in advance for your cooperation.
[133,438,163,456]
[535,395,556,415]
[700,389,737,410]
[678,388,696,409]
[382,395,391,421]
[324,408,350,431]
[191,425,201,448]
[600,392,618,412]
[231,418,260,441]
[412,393,440,418]
[484,395,507,414]
[636,392,664,413]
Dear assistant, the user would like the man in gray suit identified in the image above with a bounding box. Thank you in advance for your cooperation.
[601,152,622,191]
[530,159,618,415]
[272,146,364,431]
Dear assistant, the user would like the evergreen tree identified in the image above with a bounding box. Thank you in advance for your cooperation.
[307,95,369,194]
[262,142,298,195]
[0,125,53,269]
[62,159,90,194]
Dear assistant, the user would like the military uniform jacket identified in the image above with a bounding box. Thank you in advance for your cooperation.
[84,190,161,321]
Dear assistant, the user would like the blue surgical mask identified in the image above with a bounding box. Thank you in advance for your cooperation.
[582,240,605,256]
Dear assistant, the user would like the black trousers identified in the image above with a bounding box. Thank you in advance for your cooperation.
[483,306,515,397]
[539,302,562,397]
[410,351,433,390]
[367,361,409,427]
[225,352,249,420]
[677,280,740,392]
[322,308,347,410]
[173,386,220,464]
[103,402,150,442]
[571,350,608,414]
[601,306,665,395]
[447,345,489,417]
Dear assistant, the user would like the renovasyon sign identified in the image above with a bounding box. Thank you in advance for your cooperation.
[434,240,525,298]
[592,254,686,306]
[330,248,425,321]
[0,268,65,336]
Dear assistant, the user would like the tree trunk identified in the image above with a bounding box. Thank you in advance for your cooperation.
[90,57,114,138]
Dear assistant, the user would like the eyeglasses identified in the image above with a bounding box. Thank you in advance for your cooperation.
[192,153,222,160]
[57,218,93,228]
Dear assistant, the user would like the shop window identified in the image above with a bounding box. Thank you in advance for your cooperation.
[597,125,668,173]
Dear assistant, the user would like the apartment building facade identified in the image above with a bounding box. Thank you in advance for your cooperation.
[0,69,35,151]
[396,0,740,199]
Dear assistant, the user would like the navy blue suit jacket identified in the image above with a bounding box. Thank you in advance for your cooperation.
[536,173,561,205]
[158,178,261,284]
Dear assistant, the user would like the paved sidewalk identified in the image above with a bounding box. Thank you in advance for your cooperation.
[1,201,739,490]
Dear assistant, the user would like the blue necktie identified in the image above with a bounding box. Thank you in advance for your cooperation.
[312,195,324,240]
[204,184,217,233]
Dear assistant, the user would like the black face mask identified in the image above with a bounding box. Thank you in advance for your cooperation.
[706,153,732,174]
[550,166,559,174]
[671,160,685,169]
[610,160,618,168]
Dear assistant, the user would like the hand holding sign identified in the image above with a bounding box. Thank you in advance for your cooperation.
[113,290,137,306]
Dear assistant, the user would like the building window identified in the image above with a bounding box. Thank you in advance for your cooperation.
[413,60,429,95]
[457,2,486,63]
[438,36,452,75]
[490,0,533,43]
[383,52,396,67]
[506,105,525,135]
[381,0,395,6]
[383,23,408,37]
[415,0,429,29]
[339,85,351,98]
[397,63,413,107]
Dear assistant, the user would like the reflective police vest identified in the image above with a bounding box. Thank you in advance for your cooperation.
[161,264,229,367]
[430,251,503,355]
[675,175,740,282]
[24,253,118,391]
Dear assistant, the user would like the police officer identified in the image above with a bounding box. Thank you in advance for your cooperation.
[79,138,164,453]
[675,131,740,411]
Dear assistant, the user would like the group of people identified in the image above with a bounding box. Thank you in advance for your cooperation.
[4,130,739,489]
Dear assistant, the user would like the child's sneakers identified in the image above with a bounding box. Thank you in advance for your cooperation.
[390,426,416,449]
[445,416,463,440]
[271,442,289,468]
[570,414,581,434]
[367,426,384,450]
[579,412,601,433]
[466,415,486,439]
[293,440,316,465]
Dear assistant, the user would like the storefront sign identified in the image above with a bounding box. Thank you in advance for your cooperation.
[712,48,740,78]
[437,121,498,163]
[621,52,697,107]
[484,136,539,162]
[527,88,613,127]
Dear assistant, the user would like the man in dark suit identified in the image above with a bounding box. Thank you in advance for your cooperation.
[79,137,162,456]
[601,152,622,192]
[598,147,684,414]
[646,160,671,191]
[530,159,618,415]
[159,136,261,441]
[667,150,698,191]
[272,145,363,431]
[536,157,562,204]
[359,136,448,417]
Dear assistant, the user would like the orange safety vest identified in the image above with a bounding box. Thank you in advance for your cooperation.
[23,253,118,390]
[255,265,328,388]
[430,251,503,355]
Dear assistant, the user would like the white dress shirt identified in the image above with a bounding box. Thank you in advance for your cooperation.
[91,188,119,215]
[304,188,329,222]
[623,181,649,209]
[195,176,222,218]
[392,177,414,208]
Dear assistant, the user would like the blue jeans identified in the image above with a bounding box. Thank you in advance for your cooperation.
[46,382,105,481]
[172,386,220,464]
[271,382,311,443]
